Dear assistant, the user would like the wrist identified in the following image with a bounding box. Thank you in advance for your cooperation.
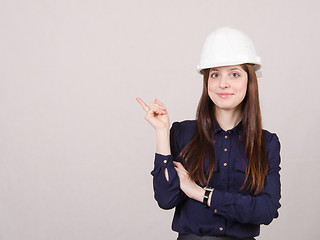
[155,127,170,135]
[191,186,205,203]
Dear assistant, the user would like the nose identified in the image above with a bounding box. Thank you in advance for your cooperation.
[219,76,229,89]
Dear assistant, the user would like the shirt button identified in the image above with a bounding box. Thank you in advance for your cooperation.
[225,135,228,139]
[214,209,218,213]
[219,227,224,231]
[223,163,227,167]
[224,148,227,152]
[163,160,167,164]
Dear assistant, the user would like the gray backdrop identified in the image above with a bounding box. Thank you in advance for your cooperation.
[1,0,319,239]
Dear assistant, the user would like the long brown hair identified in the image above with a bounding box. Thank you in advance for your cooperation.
[180,64,268,195]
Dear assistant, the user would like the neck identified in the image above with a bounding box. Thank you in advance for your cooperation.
[215,107,242,131]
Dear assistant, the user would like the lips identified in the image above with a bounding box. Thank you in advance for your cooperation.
[217,93,234,98]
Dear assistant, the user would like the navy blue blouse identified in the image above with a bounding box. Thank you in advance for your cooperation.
[151,120,281,238]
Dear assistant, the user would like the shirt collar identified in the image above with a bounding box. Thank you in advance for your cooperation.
[214,120,243,135]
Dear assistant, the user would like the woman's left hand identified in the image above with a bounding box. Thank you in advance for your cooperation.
[173,161,205,203]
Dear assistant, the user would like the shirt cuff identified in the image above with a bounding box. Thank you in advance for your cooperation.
[210,189,225,211]
[155,153,174,167]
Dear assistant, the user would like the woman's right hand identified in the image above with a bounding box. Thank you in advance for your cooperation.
[136,98,170,131]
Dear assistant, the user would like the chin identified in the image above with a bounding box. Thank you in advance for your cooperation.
[215,104,238,111]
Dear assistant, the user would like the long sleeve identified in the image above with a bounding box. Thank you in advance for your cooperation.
[151,122,186,209]
[210,133,281,225]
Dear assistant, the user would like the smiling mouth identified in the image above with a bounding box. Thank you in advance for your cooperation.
[217,93,234,98]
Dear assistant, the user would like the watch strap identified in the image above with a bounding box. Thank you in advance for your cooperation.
[202,189,212,207]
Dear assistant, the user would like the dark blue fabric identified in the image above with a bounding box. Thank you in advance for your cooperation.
[151,120,281,239]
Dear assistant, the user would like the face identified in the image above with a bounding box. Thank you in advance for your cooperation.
[208,65,248,112]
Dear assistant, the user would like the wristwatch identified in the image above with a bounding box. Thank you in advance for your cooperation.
[202,187,214,207]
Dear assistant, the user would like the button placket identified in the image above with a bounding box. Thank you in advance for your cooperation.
[222,131,230,168]
[219,130,231,189]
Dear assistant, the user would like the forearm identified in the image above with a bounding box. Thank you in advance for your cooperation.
[190,186,206,203]
[186,185,213,207]
[151,154,183,209]
[155,128,171,155]
[209,188,280,224]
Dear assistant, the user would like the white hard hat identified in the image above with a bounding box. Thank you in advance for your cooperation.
[197,27,262,74]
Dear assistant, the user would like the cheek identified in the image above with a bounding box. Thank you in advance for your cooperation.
[238,81,248,99]
[208,81,217,93]
[208,84,219,104]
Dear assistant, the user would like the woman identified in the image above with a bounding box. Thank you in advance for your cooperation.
[137,27,281,240]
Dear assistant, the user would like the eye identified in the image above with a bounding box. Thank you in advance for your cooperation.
[231,72,240,78]
[210,73,219,78]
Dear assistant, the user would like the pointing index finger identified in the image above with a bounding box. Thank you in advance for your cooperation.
[136,97,150,112]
